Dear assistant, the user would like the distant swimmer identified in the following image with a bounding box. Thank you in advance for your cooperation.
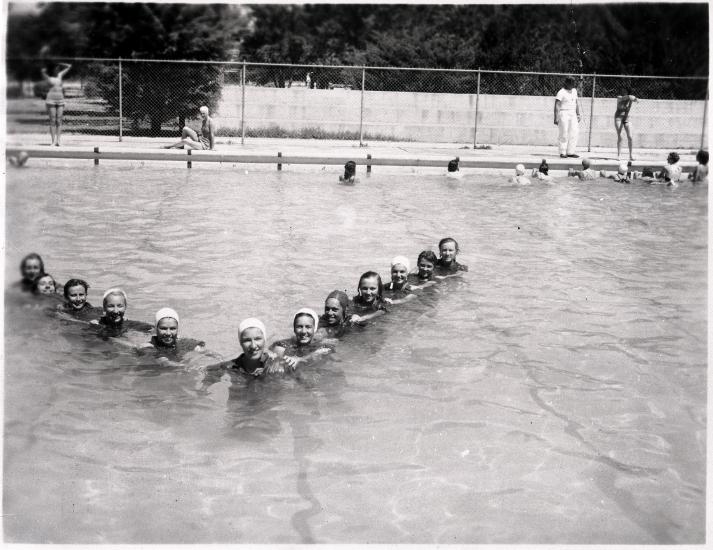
[350,271,388,324]
[318,290,351,339]
[56,278,103,320]
[270,308,334,372]
[15,253,45,292]
[137,308,208,366]
[339,160,358,184]
[91,288,153,339]
[383,256,416,304]
[446,157,462,178]
[531,158,554,182]
[511,163,531,185]
[434,237,468,277]
[407,250,438,289]
[568,158,599,180]
[8,151,29,167]
[163,106,215,150]
[33,273,58,295]
[689,150,708,184]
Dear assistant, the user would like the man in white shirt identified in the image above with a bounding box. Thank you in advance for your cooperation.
[554,76,581,158]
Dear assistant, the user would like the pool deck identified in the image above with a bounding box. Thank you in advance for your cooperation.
[5,133,701,172]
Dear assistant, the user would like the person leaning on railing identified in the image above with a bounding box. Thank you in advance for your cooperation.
[163,106,216,150]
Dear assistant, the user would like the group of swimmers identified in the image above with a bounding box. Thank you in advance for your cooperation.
[13,239,468,375]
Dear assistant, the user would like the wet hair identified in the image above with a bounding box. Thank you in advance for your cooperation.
[20,252,45,279]
[357,271,383,298]
[667,152,680,164]
[33,273,56,294]
[539,159,549,175]
[696,150,708,165]
[438,237,460,254]
[447,157,460,172]
[344,160,356,179]
[641,167,654,178]
[417,250,438,266]
[325,290,349,321]
[63,278,89,299]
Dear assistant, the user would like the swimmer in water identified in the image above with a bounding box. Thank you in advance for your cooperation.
[57,278,103,320]
[339,160,358,184]
[16,253,45,292]
[137,308,207,366]
[208,318,275,378]
[689,149,708,184]
[317,290,351,339]
[350,271,388,324]
[270,308,334,372]
[568,158,599,180]
[91,288,153,338]
[447,157,460,173]
[434,237,468,277]
[33,273,58,295]
[531,158,554,182]
[383,256,416,304]
[511,164,531,185]
[407,250,438,289]
[600,161,631,183]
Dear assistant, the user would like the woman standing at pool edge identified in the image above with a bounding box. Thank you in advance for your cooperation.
[614,87,638,161]
[41,62,71,146]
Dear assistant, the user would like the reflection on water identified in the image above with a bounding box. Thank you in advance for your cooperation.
[4,162,706,543]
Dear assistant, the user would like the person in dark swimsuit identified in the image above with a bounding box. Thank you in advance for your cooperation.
[383,255,416,304]
[350,271,388,324]
[90,288,153,339]
[57,278,103,321]
[434,237,468,277]
[407,250,438,289]
[270,308,334,372]
[163,106,215,150]
[15,253,45,292]
[136,308,207,366]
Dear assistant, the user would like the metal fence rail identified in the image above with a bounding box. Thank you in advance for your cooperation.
[6,57,709,150]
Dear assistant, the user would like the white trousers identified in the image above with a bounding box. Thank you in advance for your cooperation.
[558,111,579,155]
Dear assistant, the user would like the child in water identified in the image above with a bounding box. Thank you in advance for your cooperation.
[383,256,416,304]
[447,157,460,172]
[16,253,45,292]
[271,308,334,372]
[568,158,599,180]
[407,250,438,289]
[91,288,153,338]
[350,271,388,324]
[689,150,708,184]
[434,237,468,277]
[339,160,358,184]
[137,308,207,365]
[511,164,531,185]
[600,161,631,183]
[318,290,351,339]
[531,159,554,182]
[33,273,58,295]
[57,278,103,320]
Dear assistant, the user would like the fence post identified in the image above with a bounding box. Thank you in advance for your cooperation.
[473,68,481,148]
[359,66,366,147]
[587,73,596,153]
[701,86,708,150]
[241,60,246,146]
[118,58,123,142]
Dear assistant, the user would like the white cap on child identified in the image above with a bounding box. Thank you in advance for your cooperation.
[391,255,411,272]
[515,164,526,175]
[155,307,179,325]
[294,308,320,329]
[239,318,267,339]
[618,162,628,174]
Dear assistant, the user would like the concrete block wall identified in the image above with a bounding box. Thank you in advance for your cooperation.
[217,84,707,148]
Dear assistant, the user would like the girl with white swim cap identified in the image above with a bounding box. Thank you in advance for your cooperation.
[271,308,334,371]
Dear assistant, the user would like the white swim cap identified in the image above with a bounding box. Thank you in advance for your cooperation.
[199,106,209,115]
[155,307,179,325]
[515,164,526,176]
[293,308,319,330]
[102,287,127,304]
[391,255,411,272]
[239,318,266,340]
[618,162,628,174]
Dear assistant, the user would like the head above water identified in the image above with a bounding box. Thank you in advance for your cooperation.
[155,307,179,327]
[667,152,680,164]
[63,278,89,299]
[447,157,460,172]
[515,164,526,176]
[344,160,357,179]
[20,252,45,281]
[102,288,127,309]
[581,158,591,169]
[539,159,549,174]
[618,162,628,175]
[324,290,349,322]
[357,270,384,298]
[696,149,709,165]
[238,317,266,341]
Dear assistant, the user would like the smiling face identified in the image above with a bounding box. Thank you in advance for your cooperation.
[103,294,126,324]
[324,298,344,326]
[439,241,458,264]
[66,284,87,310]
[293,314,316,345]
[417,258,435,279]
[22,258,42,281]
[35,275,55,295]
[156,317,179,346]
[358,276,380,303]
[390,263,409,286]
[240,327,265,360]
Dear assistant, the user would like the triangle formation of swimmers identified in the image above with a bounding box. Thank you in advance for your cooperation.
[13,238,468,375]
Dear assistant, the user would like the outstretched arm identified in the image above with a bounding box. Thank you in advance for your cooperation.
[56,63,72,79]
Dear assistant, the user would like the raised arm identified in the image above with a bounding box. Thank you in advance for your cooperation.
[56,63,72,79]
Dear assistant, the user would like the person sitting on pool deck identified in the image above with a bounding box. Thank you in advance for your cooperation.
[317,290,352,339]
[408,250,438,289]
[339,160,358,184]
[448,157,460,173]
[688,150,708,184]
[57,278,103,321]
[568,158,599,180]
[136,308,207,365]
[383,256,416,304]
[511,163,531,185]
[15,253,46,292]
[163,106,215,150]
[270,308,334,372]
[434,237,468,277]
[350,271,388,324]
[653,152,682,186]
[90,288,154,338]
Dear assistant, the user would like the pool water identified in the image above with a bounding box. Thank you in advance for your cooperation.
[4,161,707,543]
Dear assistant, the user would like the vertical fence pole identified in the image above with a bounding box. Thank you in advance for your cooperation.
[473,68,481,148]
[587,73,596,153]
[701,86,708,150]
[241,60,246,146]
[118,58,123,142]
[359,66,366,147]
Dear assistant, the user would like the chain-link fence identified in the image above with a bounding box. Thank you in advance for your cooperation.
[6,57,709,150]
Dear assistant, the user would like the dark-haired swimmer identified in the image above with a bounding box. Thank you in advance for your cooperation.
[16,253,45,292]
[57,278,103,320]
[271,308,334,372]
[318,290,351,339]
[33,273,58,295]
[407,250,438,289]
[383,256,416,305]
[90,288,153,339]
[339,160,358,184]
[434,237,468,277]
[350,271,388,324]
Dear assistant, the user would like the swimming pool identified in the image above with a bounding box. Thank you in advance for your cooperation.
[4,161,707,543]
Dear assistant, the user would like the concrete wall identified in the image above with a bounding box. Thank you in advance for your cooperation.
[217,84,707,148]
